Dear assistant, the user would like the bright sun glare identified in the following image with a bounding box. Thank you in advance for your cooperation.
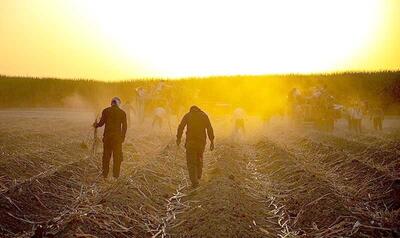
[69,0,384,77]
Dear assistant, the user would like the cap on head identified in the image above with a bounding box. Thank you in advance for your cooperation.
[111,97,121,107]
[190,105,201,112]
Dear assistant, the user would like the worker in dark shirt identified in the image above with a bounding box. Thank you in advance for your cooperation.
[177,106,214,188]
[94,97,127,180]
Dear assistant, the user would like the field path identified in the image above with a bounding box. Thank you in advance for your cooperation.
[167,141,291,238]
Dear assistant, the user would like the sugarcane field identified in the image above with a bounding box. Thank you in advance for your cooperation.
[2,1,400,237]
[1,74,400,238]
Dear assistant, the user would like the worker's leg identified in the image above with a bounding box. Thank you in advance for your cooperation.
[240,120,246,134]
[186,147,199,187]
[350,119,355,132]
[233,126,238,136]
[354,120,359,133]
[141,103,146,123]
[378,118,383,131]
[347,118,352,130]
[197,150,204,180]
[102,141,112,178]
[354,119,357,132]
[159,118,163,129]
[153,116,161,129]
[329,119,334,132]
[139,102,145,123]
[112,141,123,178]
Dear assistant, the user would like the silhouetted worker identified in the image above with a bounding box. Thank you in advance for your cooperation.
[350,103,363,133]
[232,107,246,136]
[177,106,214,188]
[135,87,146,123]
[94,97,127,180]
[371,106,384,131]
[345,106,354,131]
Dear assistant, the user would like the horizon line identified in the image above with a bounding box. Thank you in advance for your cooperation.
[1,70,399,82]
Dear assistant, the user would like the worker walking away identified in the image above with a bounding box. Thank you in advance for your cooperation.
[93,97,127,181]
[287,88,302,121]
[345,105,354,131]
[177,106,214,188]
[232,107,246,141]
[351,103,363,133]
[135,87,146,123]
[371,106,384,131]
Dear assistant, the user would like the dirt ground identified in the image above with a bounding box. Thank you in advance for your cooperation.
[0,109,399,237]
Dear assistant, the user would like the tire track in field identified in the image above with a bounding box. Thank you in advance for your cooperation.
[167,141,284,238]
[261,132,398,237]
[0,140,87,193]
[306,130,400,172]
[0,124,90,192]
[237,143,299,237]
[254,138,356,237]
[50,138,189,238]
[280,129,399,195]
[271,130,394,190]
[0,135,169,237]
[0,156,96,237]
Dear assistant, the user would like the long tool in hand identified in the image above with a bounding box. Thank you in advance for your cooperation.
[91,114,100,158]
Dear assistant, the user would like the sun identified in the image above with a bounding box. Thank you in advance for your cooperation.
[68,0,384,77]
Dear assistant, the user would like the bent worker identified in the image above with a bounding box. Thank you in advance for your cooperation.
[152,106,167,130]
[177,106,214,188]
[232,107,246,138]
[94,97,127,180]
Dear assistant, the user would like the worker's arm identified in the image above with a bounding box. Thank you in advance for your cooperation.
[176,114,188,145]
[206,115,215,151]
[94,109,106,128]
[121,112,127,142]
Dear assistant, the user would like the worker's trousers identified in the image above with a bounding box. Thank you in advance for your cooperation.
[102,138,123,178]
[373,117,383,131]
[185,145,204,187]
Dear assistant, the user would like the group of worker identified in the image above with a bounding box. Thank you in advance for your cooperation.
[93,97,214,188]
[287,86,337,131]
[344,102,385,133]
[93,89,386,189]
[288,87,386,133]
[121,99,168,131]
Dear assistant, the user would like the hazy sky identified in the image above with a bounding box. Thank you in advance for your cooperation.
[0,0,399,80]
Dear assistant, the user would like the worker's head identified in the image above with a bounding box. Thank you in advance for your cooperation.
[111,97,121,107]
[190,105,201,112]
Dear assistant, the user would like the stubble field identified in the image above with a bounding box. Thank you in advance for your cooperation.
[0,109,399,237]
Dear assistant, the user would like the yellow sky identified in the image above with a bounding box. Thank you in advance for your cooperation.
[0,0,399,80]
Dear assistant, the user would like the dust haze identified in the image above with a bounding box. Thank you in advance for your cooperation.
[0,73,400,237]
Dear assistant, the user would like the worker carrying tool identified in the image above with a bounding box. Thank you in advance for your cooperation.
[93,97,127,181]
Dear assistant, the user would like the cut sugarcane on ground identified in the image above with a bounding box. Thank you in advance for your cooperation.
[0,109,399,237]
